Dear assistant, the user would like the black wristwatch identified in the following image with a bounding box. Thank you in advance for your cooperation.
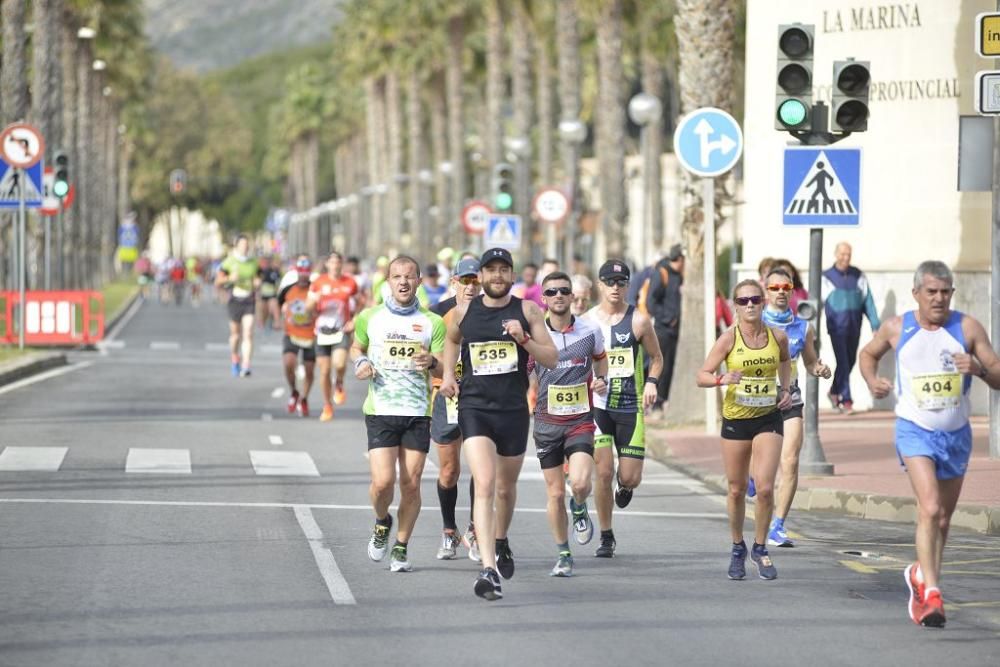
[429,356,439,370]
[645,375,659,385]
[978,364,988,379]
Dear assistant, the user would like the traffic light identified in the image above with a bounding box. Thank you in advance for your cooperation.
[169,168,187,195]
[832,59,871,132]
[53,151,70,198]
[491,162,514,212]
[775,24,814,132]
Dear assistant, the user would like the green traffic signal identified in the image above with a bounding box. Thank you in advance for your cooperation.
[495,192,513,211]
[777,99,808,128]
[53,180,70,198]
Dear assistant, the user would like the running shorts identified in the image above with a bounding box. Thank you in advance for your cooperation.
[430,390,461,444]
[316,332,352,357]
[365,415,431,453]
[458,407,530,458]
[282,335,316,362]
[721,410,783,441]
[227,297,255,323]
[533,419,595,469]
[593,408,645,460]
[895,417,972,481]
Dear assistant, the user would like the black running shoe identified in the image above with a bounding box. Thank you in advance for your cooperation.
[496,540,515,580]
[474,567,503,601]
[728,540,748,580]
[595,533,616,558]
[614,475,633,508]
[750,542,777,580]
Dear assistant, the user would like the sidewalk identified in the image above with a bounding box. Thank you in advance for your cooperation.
[646,410,1000,536]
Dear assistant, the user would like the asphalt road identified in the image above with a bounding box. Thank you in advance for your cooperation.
[0,296,998,666]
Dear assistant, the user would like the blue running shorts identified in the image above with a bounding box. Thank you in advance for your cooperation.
[894,417,972,481]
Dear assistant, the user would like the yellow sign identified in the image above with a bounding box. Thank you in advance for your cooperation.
[117,246,138,263]
[978,13,1000,57]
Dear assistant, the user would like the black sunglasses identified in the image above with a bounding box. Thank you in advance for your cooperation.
[734,295,763,306]
[602,278,629,288]
[543,287,572,297]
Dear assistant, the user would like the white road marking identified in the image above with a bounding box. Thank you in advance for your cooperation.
[261,344,282,354]
[249,450,320,477]
[125,448,192,474]
[293,505,356,605]
[149,341,181,350]
[271,387,285,399]
[0,447,68,471]
[103,294,143,341]
[0,497,726,519]
[96,340,126,354]
[261,413,273,422]
[205,342,231,352]
[0,362,92,396]
[268,435,284,446]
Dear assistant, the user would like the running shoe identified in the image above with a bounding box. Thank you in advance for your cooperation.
[320,403,334,422]
[496,540,515,580]
[768,518,793,547]
[570,498,594,545]
[367,516,393,561]
[297,398,309,418]
[389,545,412,572]
[550,551,574,577]
[231,361,241,377]
[239,368,252,378]
[728,540,748,580]
[842,400,855,416]
[436,531,460,560]
[334,384,346,406]
[287,391,299,414]
[919,590,946,628]
[614,474,633,508]
[462,523,481,562]
[474,567,503,601]
[750,542,777,580]
[747,477,756,498]
[595,533,616,558]
[904,562,925,625]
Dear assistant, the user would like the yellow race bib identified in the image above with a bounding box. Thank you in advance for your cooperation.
[381,340,422,370]
[911,372,961,410]
[607,349,635,379]
[469,341,518,375]
[735,376,776,407]
[547,383,590,416]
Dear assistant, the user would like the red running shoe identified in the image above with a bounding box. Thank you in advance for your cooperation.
[904,562,924,625]
[287,391,299,414]
[920,590,946,628]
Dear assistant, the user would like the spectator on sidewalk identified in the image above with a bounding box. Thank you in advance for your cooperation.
[571,274,593,316]
[512,262,543,307]
[645,244,684,418]
[822,242,880,414]
[859,260,1000,628]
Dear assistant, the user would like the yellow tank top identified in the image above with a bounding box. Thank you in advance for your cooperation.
[723,325,781,420]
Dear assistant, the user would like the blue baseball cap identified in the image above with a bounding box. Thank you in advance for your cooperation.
[455,258,480,277]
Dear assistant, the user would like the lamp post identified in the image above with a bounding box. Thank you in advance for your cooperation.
[558,119,587,268]
[628,92,662,264]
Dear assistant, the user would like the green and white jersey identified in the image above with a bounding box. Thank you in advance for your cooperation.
[354,303,446,417]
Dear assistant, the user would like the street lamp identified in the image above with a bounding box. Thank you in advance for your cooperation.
[77,26,97,40]
[628,92,663,262]
[92,59,107,72]
[558,119,587,266]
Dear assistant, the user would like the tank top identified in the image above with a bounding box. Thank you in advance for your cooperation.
[588,306,643,413]
[895,310,971,432]
[458,295,531,411]
[723,325,781,420]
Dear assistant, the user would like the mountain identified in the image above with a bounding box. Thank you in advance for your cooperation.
[144,0,345,73]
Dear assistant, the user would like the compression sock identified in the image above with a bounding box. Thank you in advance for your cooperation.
[438,482,458,531]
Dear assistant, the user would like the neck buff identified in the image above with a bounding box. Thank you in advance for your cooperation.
[385,293,419,316]
[762,305,793,326]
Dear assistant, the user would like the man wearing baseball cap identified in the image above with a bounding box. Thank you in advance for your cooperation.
[439,247,559,600]
[585,259,663,558]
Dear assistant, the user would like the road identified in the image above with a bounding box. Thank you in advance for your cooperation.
[0,297,998,666]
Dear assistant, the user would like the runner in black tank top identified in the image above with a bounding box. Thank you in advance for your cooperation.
[440,248,558,601]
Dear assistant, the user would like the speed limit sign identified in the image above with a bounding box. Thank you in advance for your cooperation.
[461,200,492,235]
[532,188,570,224]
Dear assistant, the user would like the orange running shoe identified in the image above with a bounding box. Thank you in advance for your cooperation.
[320,403,334,422]
[334,384,346,406]
[920,589,946,628]
[904,562,924,625]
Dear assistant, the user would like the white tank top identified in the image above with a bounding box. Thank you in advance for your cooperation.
[895,310,971,432]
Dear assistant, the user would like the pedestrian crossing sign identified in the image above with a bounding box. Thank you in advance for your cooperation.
[485,214,521,249]
[782,147,861,226]
[0,158,44,208]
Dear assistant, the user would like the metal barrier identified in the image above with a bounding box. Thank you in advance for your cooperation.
[0,291,105,345]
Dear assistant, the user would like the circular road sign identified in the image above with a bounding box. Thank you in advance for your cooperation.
[672,107,743,178]
[0,122,45,168]
[532,188,570,224]
[461,200,493,235]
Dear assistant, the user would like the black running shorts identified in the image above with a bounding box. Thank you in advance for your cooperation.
[430,390,461,444]
[227,297,255,323]
[282,335,316,362]
[533,419,595,469]
[593,408,645,460]
[364,415,431,453]
[458,407,529,458]
[721,410,783,441]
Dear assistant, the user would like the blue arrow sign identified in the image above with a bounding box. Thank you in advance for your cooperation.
[782,147,861,226]
[0,158,43,208]
[673,107,744,178]
[118,223,139,248]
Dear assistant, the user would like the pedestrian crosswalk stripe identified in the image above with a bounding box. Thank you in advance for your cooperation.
[205,342,230,352]
[249,450,320,477]
[149,341,180,350]
[268,435,284,446]
[783,150,857,216]
[125,448,192,474]
[0,446,68,471]
[261,344,282,354]
[271,387,285,399]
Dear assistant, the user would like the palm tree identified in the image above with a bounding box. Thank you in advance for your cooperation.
[511,0,534,257]
[671,0,738,425]
[445,12,468,248]
[60,11,80,288]
[593,0,627,261]
[1,0,29,124]
[556,0,582,266]
[532,1,554,187]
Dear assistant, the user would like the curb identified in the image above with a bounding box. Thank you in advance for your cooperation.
[0,351,67,387]
[645,435,1000,537]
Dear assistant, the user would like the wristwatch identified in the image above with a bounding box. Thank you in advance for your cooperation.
[595,375,607,384]
[978,364,988,378]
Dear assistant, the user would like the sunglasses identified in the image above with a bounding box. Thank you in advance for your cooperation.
[543,287,572,297]
[602,278,629,288]
[457,276,480,285]
[734,295,764,306]
[766,283,793,292]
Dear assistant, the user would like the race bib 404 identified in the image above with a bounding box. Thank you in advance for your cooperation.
[469,341,517,375]
[911,372,961,410]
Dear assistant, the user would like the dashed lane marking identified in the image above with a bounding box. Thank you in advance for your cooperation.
[125,448,192,474]
[0,447,68,472]
[149,341,181,350]
[269,435,284,446]
[261,413,273,422]
[293,505,356,605]
[249,450,320,477]
[271,387,285,399]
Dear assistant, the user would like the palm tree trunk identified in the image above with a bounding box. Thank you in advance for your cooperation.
[511,1,533,259]
[535,29,554,187]
[428,72,448,250]
[1,0,29,123]
[76,38,93,286]
[484,0,504,169]
[351,133,367,256]
[672,0,737,426]
[61,16,78,288]
[557,0,581,267]
[405,70,426,257]
[385,70,403,253]
[641,48,666,252]
[446,14,467,248]
[364,77,383,257]
[595,0,627,261]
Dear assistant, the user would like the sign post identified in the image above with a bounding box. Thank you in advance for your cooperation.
[673,107,744,434]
